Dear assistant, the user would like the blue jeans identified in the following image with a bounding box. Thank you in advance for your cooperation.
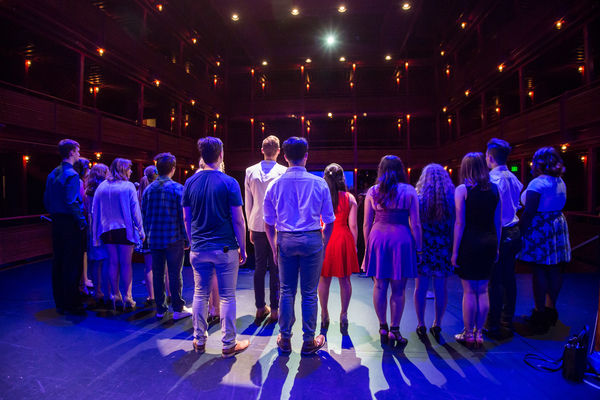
[277,231,324,341]
[151,239,185,313]
[190,249,239,349]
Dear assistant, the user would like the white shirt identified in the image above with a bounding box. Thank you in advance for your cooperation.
[244,160,287,232]
[490,165,523,227]
[521,175,567,212]
[263,166,336,232]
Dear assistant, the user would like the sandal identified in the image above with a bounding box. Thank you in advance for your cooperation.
[388,330,408,347]
[379,324,389,345]
[429,326,442,338]
[455,328,475,344]
[416,325,427,338]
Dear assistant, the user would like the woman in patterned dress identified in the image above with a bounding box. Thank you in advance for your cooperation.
[518,147,570,330]
[414,164,455,339]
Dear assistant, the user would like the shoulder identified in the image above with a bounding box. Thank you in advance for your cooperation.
[455,184,467,196]
[275,163,287,173]
[348,192,358,206]
[246,162,260,174]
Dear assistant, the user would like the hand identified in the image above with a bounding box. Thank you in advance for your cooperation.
[249,231,254,245]
[272,250,278,266]
[140,233,146,243]
[495,249,500,263]
[451,252,458,268]
[239,249,247,265]
[417,253,422,265]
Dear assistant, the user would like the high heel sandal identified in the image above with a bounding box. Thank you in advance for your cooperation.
[429,325,442,339]
[340,315,349,335]
[454,328,475,344]
[124,298,136,310]
[111,295,124,311]
[416,325,427,338]
[388,330,408,348]
[474,329,484,345]
[379,324,389,345]
[320,316,330,331]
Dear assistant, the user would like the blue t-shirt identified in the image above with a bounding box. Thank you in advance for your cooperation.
[182,170,243,252]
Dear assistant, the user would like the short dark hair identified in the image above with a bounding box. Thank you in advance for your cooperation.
[73,158,90,180]
[487,138,511,165]
[154,152,176,176]
[262,135,280,157]
[58,139,79,159]
[197,136,223,164]
[282,136,308,164]
[532,147,565,177]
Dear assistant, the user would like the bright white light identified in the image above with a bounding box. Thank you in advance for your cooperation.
[327,35,335,45]
[402,3,411,10]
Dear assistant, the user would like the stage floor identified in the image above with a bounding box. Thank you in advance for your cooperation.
[0,260,598,399]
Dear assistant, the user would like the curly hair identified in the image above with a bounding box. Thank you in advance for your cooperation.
[324,163,348,212]
[372,155,407,208]
[416,164,455,223]
[532,147,565,177]
[85,163,109,197]
[459,152,491,190]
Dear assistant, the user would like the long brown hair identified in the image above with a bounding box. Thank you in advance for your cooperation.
[459,152,491,190]
[416,163,455,223]
[324,163,348,212]
[373,155,407,208]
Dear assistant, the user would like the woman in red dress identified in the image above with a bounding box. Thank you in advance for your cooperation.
[318,164,359,332]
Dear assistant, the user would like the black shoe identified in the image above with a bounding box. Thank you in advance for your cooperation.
[544,307,558,326]
[523,309,549,331]
[482,326,503,339]
[416,326,427,338]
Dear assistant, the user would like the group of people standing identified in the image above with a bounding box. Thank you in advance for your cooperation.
[44,134,570,357]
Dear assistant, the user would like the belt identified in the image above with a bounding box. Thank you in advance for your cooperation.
[279,229,321,234]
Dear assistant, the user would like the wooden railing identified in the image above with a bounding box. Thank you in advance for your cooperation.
[0,215,53,266]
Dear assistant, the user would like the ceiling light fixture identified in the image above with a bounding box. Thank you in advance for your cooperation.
[232,14,239,21]
[306,58,312,63]
[291,9,299,15]
[338,6,346,13]
[339,56,346,62]
[402,3,411,10]
[385,55,392,60]
[326,35,335,45]
[262,60,268,66]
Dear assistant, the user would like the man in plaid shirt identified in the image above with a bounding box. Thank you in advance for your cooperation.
[142,152,191,320]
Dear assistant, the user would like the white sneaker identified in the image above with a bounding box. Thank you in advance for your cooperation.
[173,306,192,321]
[156,311,166,318]
[426,291,435,299]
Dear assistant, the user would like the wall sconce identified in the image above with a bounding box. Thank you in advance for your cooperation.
[95,152,102,160]
[157,4,163,11]
[97,48,105,56]
[190,100,195,105]
[23,155,30,163]
[461,22,467,29]
[498,64,505,72]
[442,107,447,113]
[561,143,568,152]
[465,90,470,97]
[555,20,564,29]
[578,66,584,74]
[25,60,32,67]
[154,80,160,86]
[327,112,333,118]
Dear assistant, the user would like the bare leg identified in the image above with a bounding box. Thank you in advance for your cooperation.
[373,278,389,325]
[475,280,490,331]
[389,278,408,327]
[432,276,448,327]
[90,259,103,301]
[144,253,154,300]
[545,265,562,309]
[106,244,121,301]
[414,275,429,327]
[318,276,332,321]
[118,244,134,302]
[531,264,547,311]
[461,279,477,331]
[339,275,352,320]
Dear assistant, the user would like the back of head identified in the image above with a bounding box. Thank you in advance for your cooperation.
[85,163,109,197]
[416,163,455,223]
[262,135,280,158]
[110,158,132,181]
[58,139,79,160]
[460,152,490,190]
[144,165,158,182]
[532,147,565,177]
[487,138,511,165]
[154,153,176,177]
[374,155,407,207]
[282,137,308,164]
[197,136,223,164]
[73,158,90,180]
[324,163,347,211]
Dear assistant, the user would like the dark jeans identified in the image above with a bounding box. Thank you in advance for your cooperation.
[151,239,185,313]
[51,214,85,311]
[487,226,521,328]
[252,231,280,310]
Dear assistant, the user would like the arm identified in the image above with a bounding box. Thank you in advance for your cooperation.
[518,191,541,236]
[451,185,467,268]
[244,172,255,244]
[130,185,145,242]
[265,222,277,266]
[183,206,193,244]
[66,174,86,229]
[494,192,502,261]
[362,190,375,271]
[231,205,247,265]
[322,222,334,252]
[407,187,423,264]
[348,194,359,249]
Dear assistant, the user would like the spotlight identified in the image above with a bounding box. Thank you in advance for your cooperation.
[291,9,299,15]
[338,6,346,13]
[402,3,411,10]
[385,55,392,60]
[232,14,239,21]
[326,35,335,45]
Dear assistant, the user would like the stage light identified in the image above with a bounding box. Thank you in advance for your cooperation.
[442,107,447,113]
[402,3,411,10]
[291,9,299,15]
[339,56,345,62]
[338,6,346,13]
[262,60,268,65]
[306,58,312,63]
[385,55,392,60]
[232,14,239,21]
[95,152,102,160]
[326,35,335,45]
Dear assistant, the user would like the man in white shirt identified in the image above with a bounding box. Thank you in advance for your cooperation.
[264,137,335,355]
[245,135,287,323]
[484,138,524,338]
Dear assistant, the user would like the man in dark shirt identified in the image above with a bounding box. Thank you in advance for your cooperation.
[43,139,87,315]
[142,152,191,321]
[183,137,249,357]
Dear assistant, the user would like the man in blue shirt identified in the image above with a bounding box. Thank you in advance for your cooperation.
[142,152,191,321]
[44,139,87,315]
[183,137,249,358]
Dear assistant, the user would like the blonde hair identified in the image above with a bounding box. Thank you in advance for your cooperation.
[416,163,455,223]
[109,158,132,181]
[262,135,280,157]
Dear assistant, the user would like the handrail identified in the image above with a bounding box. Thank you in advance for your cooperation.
[0,214,50,222]
[564,211,600,220]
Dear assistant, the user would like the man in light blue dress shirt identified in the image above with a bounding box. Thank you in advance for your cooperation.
[264,137,336,355]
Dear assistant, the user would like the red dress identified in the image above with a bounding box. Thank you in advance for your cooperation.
[321,192,360,277]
